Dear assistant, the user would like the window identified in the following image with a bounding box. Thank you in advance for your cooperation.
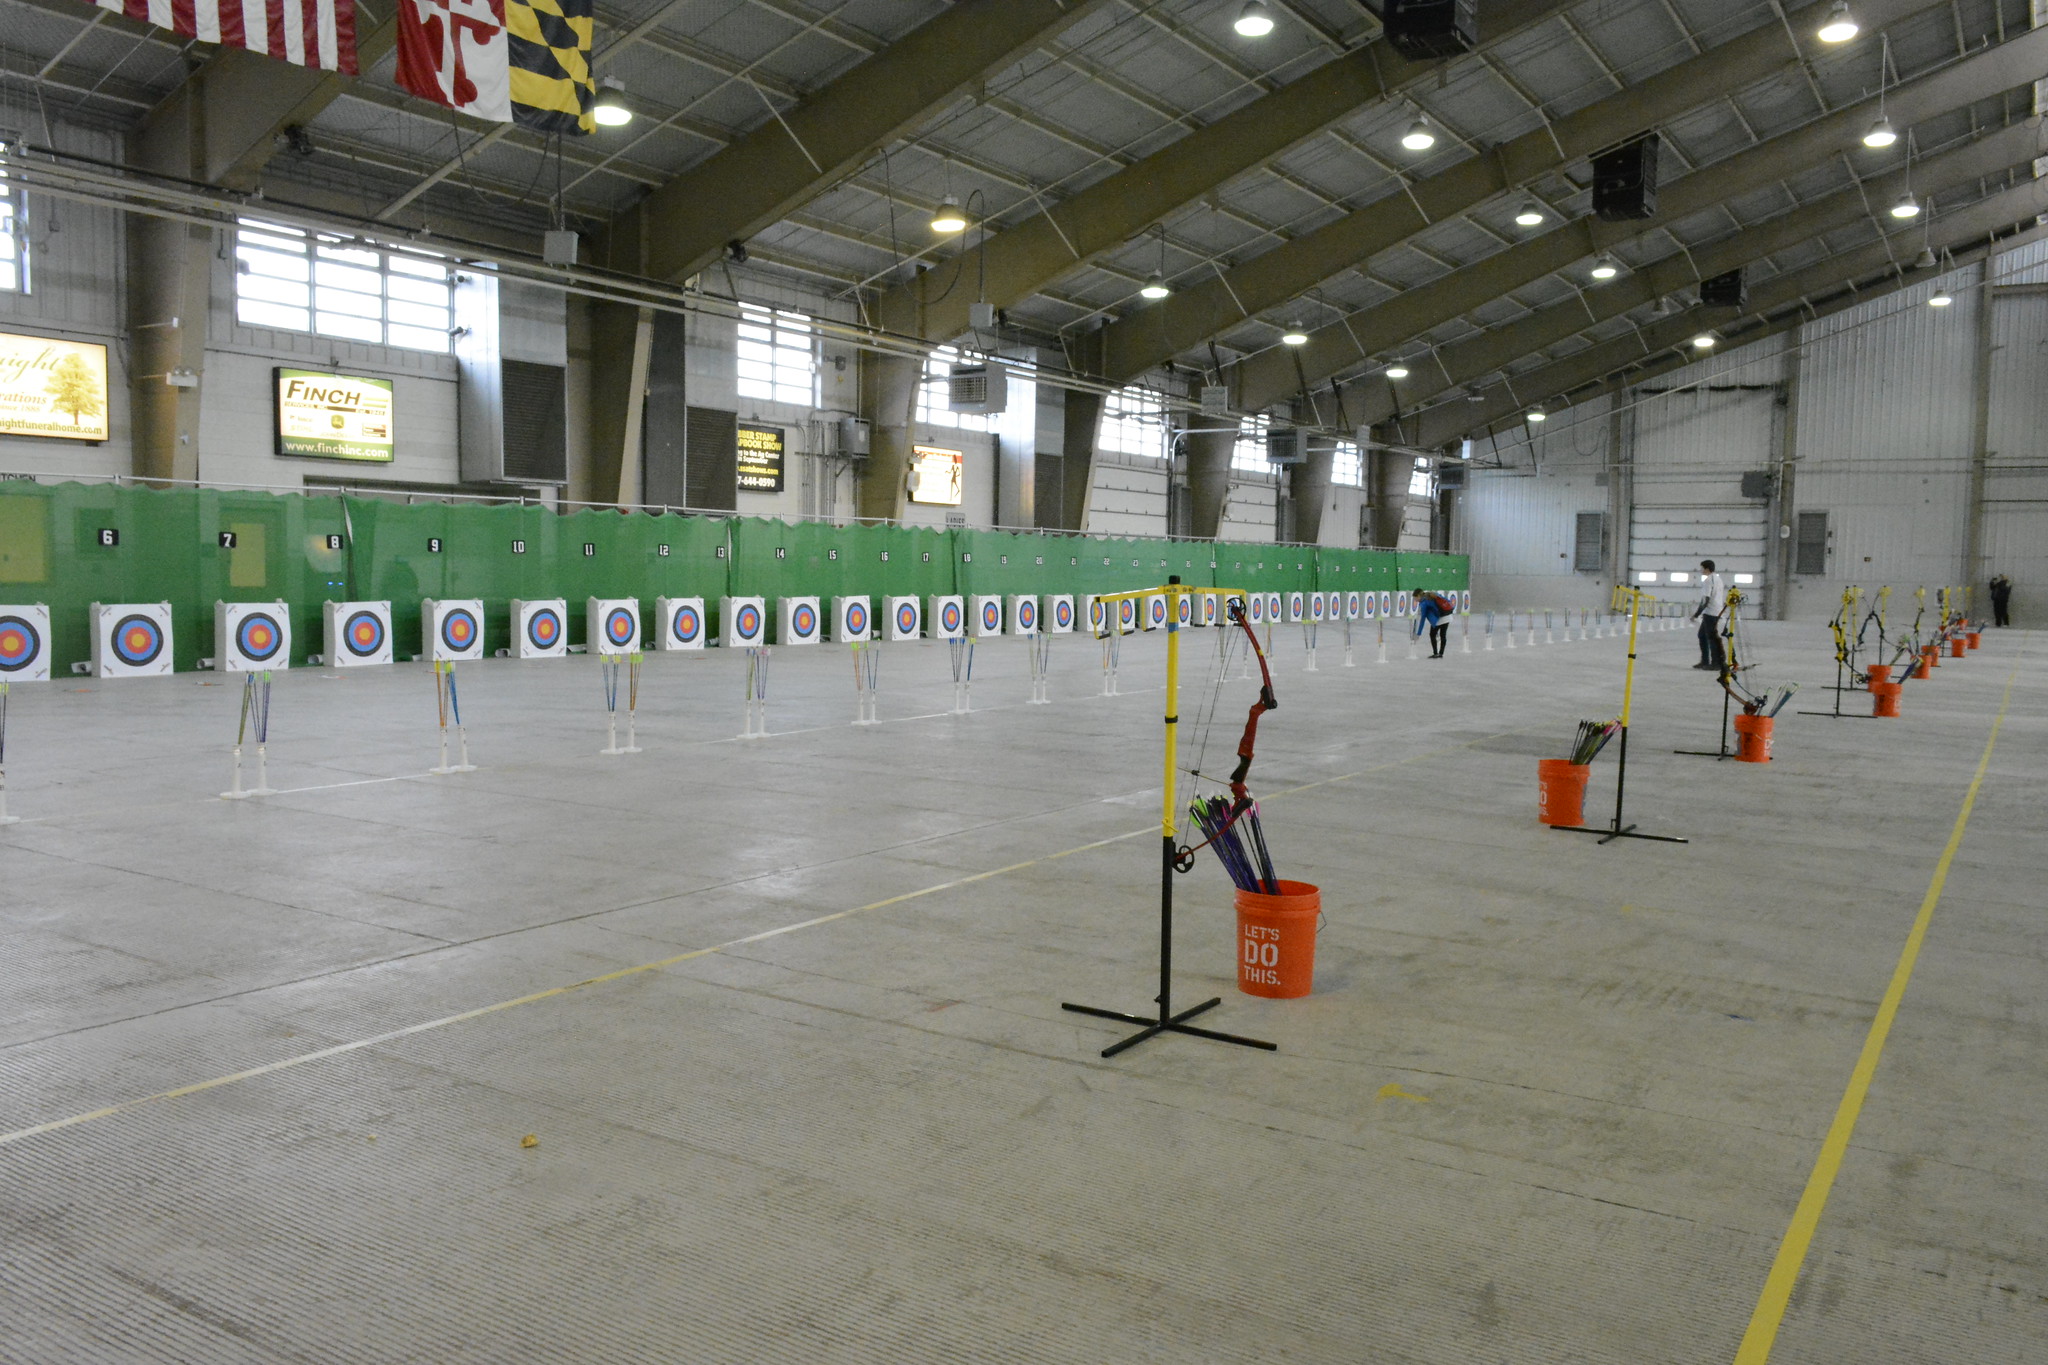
[1098,386,1165,459]
[1230,413,1271,472]
[1636,571,1659,584]
[737,304,817,407]
[0,162,22,293]
[917,346,990,431]
[1330,441,1363,487]
[1408,456,1433,498]
[1731,572,1757,585]
[234,219,451,352]
[1668,571,1690,584]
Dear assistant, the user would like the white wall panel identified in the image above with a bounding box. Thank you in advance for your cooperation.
[1219,479,1277,542]
[1086,456,1169,538]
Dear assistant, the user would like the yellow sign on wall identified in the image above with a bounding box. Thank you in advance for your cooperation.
[909,444,963,506]
[0,333,110,442]
[275,368,395,461]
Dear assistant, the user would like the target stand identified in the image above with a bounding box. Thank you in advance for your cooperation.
[1061,578,1274,1061]
[1554,591,1687,847]
[430,661,477,774]
[1675,681,1737,761]
[852,642,880,726]
[740,647,770,739]
[600,652,643,755]
[222,670,278,799]
[1028,634,1052,705]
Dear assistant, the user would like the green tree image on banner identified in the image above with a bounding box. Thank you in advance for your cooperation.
[46,353,104,429]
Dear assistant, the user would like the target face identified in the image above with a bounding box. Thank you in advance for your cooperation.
[1461,590,1473,612]
[1088,599,1106,630]
[1346,592,1361,620]
[235,611,285,663]
[1119,599,1137,629]
[793,603,818,638]
[528,608,562,651]
[896,601,918,636]
[346,610,386,656]
[440,608,479,653]
[1054,599,1073,629]
[0,614,43,673]
[672,604,701,644]
[1378,591,1394,616]
[1248,595,1265,624]
[1309,595,1325,622]
[1266,593,1283,622]
[1200,596,1217,625]
[1176,596,1192,625]
[1363,594,1378,619]
[981,600,1000,632]
[1149,598,1166,626]
[941,601,963,633]
[846,602,868,636]
[604,607,637,648]
[736,604,763,640]
[1018,600,1036,630]
[1395,595,1410,618]
[112,613,165,667]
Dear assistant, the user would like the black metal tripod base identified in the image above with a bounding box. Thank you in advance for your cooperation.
[1797,708,1879,719]
[1061,997,1276,1059]
[1673,746,1733,759]
[1554,823,1690,846]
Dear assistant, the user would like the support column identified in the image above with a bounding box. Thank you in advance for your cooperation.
[1052,387,1104,531]
[1289,436,1336,544]
[1367,431,1409,549]
[1605,391,1632,588]
[857,352,922,522]
[1183,421,1236,540]
[586,302,652,508]
[1770,366,1802,620]
[127,104,211,483]
[1965,264,1996,593]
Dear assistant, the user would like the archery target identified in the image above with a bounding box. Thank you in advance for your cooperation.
[971,595,1004,639]
[586,599,641,656]
[1082,595,1108,634]
[885,596,921,642]
[1006,595,1038,636]
[1247,593,1265,625]
[1046,595,1074,634]
[424,599,485,662]
[1345,591,1362,620]
[1283,591,1305,623]
[0,605,51,682]
[215,600,292,673]
[1139,594,1164,631]
[1115,597,1137,632]
[655,597,705,651]
[721,596,767,648]
[1264,592,1283,623]
[511,598,568,659]
[323,600,392,668]
[1460,589,1473,613]
[1175,594,1194,627]
[1308,593,1326,623]
[1397,594,1414,618]
[1197,593,1218,627]
[834,596,872,642]
[91,602,174,677]
[1362,593,1378,619]
[929,595,965,640]
[1378,590,1394,617]
[778,596,822,645]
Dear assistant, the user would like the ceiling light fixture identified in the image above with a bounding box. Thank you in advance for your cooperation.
[1913,247,1937,269]
[1889,192,1920,219]
[1280,323,1310,346]
[1928,292,1953,307]
[592,77,632,127]
[1401,118,1437,152]
[1233,1,1276,37]
[1140,272,1171,300]
[1526,406,1548,423]
[1862,115,1896,149]
[1817,1,1858,43]
[1384,363,1410,379]
[1589,254,1620,281]
[1513,199,1545,227]
[1692,333,1717,350]
[930,195,968,234]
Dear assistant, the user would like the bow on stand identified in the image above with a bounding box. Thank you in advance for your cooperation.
[1715,589,1796,717]
[1174,597,1280,892]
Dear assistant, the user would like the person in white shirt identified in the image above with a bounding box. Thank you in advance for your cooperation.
[1692,559,1727,671]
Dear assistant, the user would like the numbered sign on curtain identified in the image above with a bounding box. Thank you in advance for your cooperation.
[929,595,965,641]
[91,602,175,677]
[777,596,822,646]
[884,596,921,642]
[1117,597,1139,633]
[832,597,871,643]
[424,598,485,662]
[1006,595,1038,636]
[215,600,292,672]
[971,595,1004,639]
[588,599,641,656]
[1247,593,1265,625]
[1344,591,1362,620]
[323,600,392,668]
[0,604,52,683]
[512,598,568,659]
[1142,594,1167,631]
[1045,595,1074,634]
[655,597,705,651]
[721,597,766,648]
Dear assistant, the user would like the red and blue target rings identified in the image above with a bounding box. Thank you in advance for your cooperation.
[940,600,963,633]
[792,603,818,637]
[735,603,763,639]
[672,605,701,644]
[527,608,561,650]
[896,601,919,636]
[440,607,479,653]
[1054,599,1073,628]
[236,612,284,662]
[981,601,1000,631]
[604,607,637,647]
[0,615,43,672]
[845,602,868,636]
[111,613,164,667]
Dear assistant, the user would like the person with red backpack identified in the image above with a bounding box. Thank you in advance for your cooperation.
[1413,589,1455,658]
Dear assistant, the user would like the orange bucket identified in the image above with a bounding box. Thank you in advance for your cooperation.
[1871,682,1902,718]
[1865,663,1891,690]
[1732,713,1774,763]
[1537,758,1590,827]
[1949,637,1967,658]
[1233,880,1320,999]
[1967,631,1981,649]
[1916,649,1936,677]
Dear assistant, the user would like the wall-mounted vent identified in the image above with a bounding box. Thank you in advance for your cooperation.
[1573,511,1607,573]
[1794,510,1829,575]
[949,363,1007,415]
[1267,428,1305,466]
[453,273,567,485]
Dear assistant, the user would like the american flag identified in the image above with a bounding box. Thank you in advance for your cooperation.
[85,0,359,75]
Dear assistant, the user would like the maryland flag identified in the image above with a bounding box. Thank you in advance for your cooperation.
[396,0,595,134]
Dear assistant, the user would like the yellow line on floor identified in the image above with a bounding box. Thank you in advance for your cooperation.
[0,726,1503,1151]
[1733,665,2019,1364]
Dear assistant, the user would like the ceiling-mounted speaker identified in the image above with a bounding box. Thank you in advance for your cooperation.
[1700,269,1748,308]
[1383,0,1478,60]
[1592,135,1660,221]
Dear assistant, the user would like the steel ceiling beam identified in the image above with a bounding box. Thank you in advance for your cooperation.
[1229,18,2048,411]
[1339,114,2048,431]
[1405,171,2048,448]
[1100,0,1952,388]
[615,0,1113,282]
[870,0,1576,339]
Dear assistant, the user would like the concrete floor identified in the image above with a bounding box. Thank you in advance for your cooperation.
[0,614,2041,1364]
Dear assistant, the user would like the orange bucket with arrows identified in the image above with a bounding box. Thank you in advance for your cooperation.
[1233,881,1321,998]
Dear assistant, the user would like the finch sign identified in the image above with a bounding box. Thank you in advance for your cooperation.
[0,333,109,442]
[275,368,395,461]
